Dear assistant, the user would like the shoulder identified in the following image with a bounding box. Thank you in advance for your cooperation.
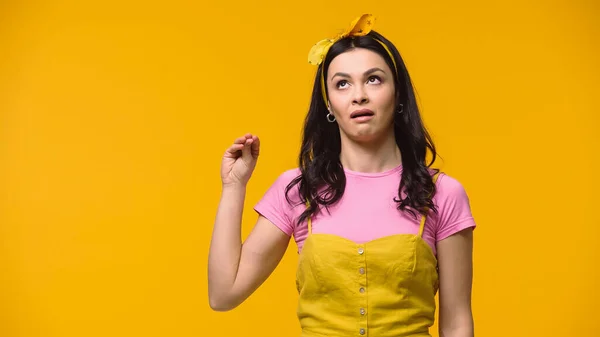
[434,172,470,200]
[277,167,302,183]
[428,171,476,239]
[254,167,304,237]
[268,167,302,193]
[260,167,303,203]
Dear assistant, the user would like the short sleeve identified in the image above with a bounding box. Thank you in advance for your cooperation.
[433,174,477,242]
[253,169,301,237]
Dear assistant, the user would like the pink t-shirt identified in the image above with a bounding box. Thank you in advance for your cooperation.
[254,164,476,256]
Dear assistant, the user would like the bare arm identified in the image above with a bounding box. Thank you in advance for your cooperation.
[437,228,475,337]
[208,133,290,311]
[208,184,290,311]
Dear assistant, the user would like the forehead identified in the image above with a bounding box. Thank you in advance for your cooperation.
[327,48,391,78]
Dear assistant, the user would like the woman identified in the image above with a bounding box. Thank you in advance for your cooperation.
[208,14,476,337]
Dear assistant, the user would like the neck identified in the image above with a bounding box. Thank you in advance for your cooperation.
[339,128,401,173]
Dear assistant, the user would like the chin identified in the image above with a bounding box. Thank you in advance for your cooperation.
[351,126,394,143]
[350,131,380,143]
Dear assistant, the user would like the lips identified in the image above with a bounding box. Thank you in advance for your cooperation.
[350,109,375,119]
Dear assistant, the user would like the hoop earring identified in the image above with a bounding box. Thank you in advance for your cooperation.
[326,112,336,123]
[397,104,404,114]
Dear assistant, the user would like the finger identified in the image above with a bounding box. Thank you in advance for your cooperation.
[233,136,247,145]
[241,138,254,162]
[233,132,254,143]
[224,143,244,157]
[251,136,260,157]
[234,133,255,144]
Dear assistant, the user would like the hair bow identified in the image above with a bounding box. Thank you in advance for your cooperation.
[307,14,376,66]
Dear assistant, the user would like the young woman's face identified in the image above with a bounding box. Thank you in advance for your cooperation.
[326,48,396,143]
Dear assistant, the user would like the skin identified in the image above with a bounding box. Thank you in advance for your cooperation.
[208,47,474,337]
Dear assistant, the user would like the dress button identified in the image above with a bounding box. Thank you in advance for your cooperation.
[359,328,365,335]
[359,267,365,274]
[360,308,366,315]
[358,247,364,255]
[359,287,365,293]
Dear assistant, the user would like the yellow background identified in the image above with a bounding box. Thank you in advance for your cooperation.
[1,0,598,336]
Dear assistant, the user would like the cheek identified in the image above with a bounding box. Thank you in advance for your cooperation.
[328,92,349,111]
[373,87,396,109]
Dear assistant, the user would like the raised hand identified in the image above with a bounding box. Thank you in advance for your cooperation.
[221,133,260,187]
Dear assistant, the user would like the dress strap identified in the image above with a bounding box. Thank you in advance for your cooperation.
[305,201,312,234]
[418,172,441,237]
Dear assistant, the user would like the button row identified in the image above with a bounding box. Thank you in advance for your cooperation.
[358,246,366,336]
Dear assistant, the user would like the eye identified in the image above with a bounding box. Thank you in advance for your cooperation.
[336,80,349,89]
[367,76,382,84]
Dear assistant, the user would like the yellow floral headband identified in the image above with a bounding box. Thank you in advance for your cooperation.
[307,14,398,108]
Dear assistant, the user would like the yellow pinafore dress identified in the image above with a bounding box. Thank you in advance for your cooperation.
[295,174,440,337]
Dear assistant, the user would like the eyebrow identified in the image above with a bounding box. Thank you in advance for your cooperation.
[330,67,386,81]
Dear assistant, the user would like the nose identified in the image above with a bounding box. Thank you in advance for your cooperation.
[352,85,369,105]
